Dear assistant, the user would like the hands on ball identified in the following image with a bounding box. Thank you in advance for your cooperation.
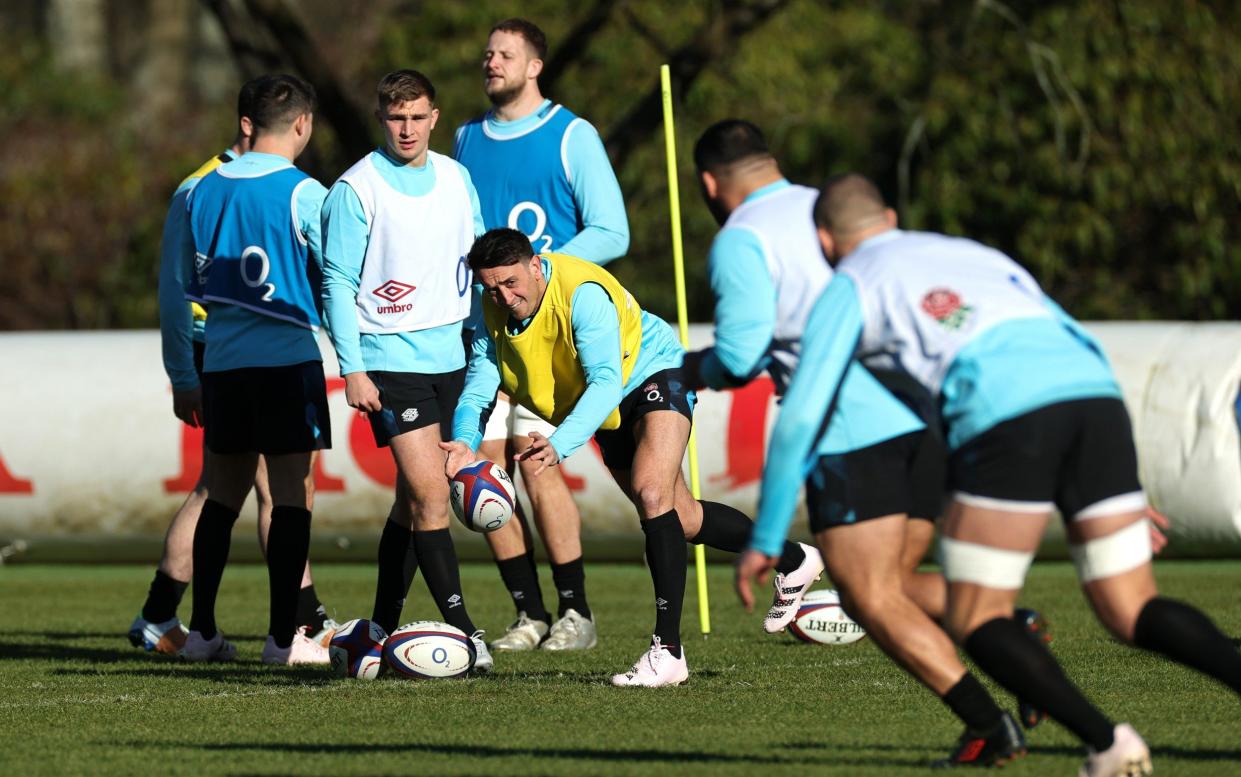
[438,440,476,479]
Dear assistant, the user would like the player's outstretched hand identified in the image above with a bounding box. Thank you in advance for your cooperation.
[438,440,475,479]
[1146,504,1171,555]
[172,386,204,428]
[514,431,559,476]
[344,372,383,413]
[734,549,778,613]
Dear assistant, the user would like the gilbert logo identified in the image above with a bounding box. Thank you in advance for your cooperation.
[373,280,416,314]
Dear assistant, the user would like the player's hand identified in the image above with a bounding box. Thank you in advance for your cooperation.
[172,386,204,428]
[438,440,475,479]
[681,349,709,392]
[513,431,559,476]
[1146,504,1171,555]
[734,549,779,613]
[344,372,382,413]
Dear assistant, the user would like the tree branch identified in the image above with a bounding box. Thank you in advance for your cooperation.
[541,0,628,96]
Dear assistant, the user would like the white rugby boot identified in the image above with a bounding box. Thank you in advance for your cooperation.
[763,542,825,633]
[128,614,187,655]
[611,637,688,688]
[542,609,597,651]
[470,631,494,674]
[488,612,549,651]
[179,629,237,662]
[1078,724,1152,777]
[261,629,329,665]
[308,618,339,649]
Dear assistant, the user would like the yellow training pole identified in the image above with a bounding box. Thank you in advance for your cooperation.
[660,64,710,636]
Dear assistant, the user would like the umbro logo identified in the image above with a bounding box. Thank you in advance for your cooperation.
[512,591,525,600]
[559,589,574,598]
[447,594,462,608]
[373,279,416,302]
[655,597,669,610]
[401,408,419,423]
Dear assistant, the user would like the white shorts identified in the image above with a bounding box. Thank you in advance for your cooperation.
[482,397,557,442]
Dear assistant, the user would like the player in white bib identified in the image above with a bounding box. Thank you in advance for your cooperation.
[321,70,491,673]
[764,174,1241,777]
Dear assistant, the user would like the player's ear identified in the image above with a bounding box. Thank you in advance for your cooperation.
[238,116,254,139]
[527,56,543,80]
[816,226,836,264]
[884,207,898,228]
[429,106,440,130]
[700,170,719,200]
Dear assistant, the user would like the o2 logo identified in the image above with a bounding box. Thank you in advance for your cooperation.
[240,245,276,302]
[508,201,554,252]
[456,255,470,298]
[431,647,448,665]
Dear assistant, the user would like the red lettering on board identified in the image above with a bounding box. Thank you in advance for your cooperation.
[710,378,774,491]
[0,452,34,494]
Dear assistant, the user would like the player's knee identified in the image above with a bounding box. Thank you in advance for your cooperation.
[630,478,673,519]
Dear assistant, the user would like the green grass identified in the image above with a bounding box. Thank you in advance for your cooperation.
[1,562,1239,776]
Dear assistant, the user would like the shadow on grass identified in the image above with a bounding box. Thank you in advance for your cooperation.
[117,740,933,770]
[52,665,334,685]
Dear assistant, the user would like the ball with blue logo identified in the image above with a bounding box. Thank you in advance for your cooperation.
[382,621,476,680]
[328,618,388,679]
[450,460,516,533]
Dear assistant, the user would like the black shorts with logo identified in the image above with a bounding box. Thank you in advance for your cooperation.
[948,397,1142,520]
[805,430,945,532]
[366,368,465,447]
[201,360,332,455]
[593,368,695,470]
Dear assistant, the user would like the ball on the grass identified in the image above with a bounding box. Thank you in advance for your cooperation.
[382,621,476,679]
[787,588,867,645]
[328,618,387,679]
[450,460,516,532]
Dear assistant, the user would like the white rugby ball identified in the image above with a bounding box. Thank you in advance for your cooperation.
[328,618,387,680]
[787,588,867,645]
[382,620,476,679]
[450,460,517,533]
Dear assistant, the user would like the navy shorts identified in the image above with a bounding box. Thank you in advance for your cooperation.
[949,397,1143,520]
[366,368,464,447]
[593,368,695,470]
[806,430,946,532]
[201,361,331,455]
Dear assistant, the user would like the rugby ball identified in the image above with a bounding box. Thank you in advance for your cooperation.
[450,460,516,533]
[382,620,476,679]
[787,588,867,645]
[328,618,387,679]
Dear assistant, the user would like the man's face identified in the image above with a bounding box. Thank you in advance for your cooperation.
[377,97,439,165]
[478,255,545,321]
[483,30,537,105]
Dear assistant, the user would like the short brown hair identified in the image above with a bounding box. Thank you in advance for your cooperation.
[490,18,548,60]
[248,74,317,140]
[376,69,436,112]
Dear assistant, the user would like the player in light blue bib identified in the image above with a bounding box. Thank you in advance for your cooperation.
[452,18,630,652]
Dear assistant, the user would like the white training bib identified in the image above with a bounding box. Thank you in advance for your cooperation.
[839,230,1055,395]
[720,184,830,392]
[338,150,474,334]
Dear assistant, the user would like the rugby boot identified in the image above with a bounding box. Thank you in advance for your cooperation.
[127,614,187,655]
[470,631,494,674]
[1014,607,1052,728]
[764,542,825,633]
[934,711,1026,768]
[611,637,688,688]
[307,618,339,649]
[180,629,238,663]
[489,612,549,651]
[261,629,329,665]
[1078,724,1152,777]
[542,609,597,651]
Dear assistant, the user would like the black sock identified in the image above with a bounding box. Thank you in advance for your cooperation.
[266,506,311,648]
[141,569,188,624]
[188,499,239,640]
[371,519,419,634]
[693,500,805,572]
[551,557,591,620]
[296,583,328,633]
[941,672,1006,733]
[496,553,551,623]
[413,528,476,635]
[643,510,686,658]
[965,617,1114,751]
[1134,597,1241,695]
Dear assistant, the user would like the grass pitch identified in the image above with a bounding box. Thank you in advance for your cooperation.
[1,561,1239,776]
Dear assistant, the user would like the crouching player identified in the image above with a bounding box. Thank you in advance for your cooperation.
[175,74,331,665]
[748,173,1241,776]
[442,228,809,686]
